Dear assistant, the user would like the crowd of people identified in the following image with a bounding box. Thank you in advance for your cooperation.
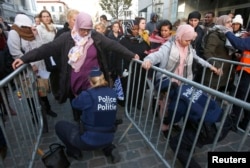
[0,8,249,167]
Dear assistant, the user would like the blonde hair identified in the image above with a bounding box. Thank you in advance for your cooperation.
[67,9,79,21]
[90,74,108,88]
[94,22,106,33]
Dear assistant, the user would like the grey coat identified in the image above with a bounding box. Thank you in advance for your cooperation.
[144,37,212,81]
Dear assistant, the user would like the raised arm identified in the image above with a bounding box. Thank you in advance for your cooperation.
[225,31,250,51]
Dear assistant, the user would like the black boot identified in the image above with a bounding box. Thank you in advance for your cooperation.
[102,144,121,163]
[40,96,57,117]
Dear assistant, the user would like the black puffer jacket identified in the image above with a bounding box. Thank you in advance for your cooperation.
[21,30,135,103]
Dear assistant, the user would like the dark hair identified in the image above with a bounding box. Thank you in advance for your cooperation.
[205,11,215,17]
[39,10,54,32]
[156,20,172,36]
[111,21,120,28]
[157,20,173,31]
[187,11,201,21]
[100,15,107,21]
[135,17,145,24]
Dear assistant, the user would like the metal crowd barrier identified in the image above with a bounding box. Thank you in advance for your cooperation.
[118,59,250,168]
[201,57,250,133]
[0,64,43,168]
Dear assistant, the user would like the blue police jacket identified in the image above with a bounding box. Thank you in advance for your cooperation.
[167,84,222,124]
[72,87,117,146]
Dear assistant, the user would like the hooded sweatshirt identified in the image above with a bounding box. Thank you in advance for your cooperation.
[146,13,158,34]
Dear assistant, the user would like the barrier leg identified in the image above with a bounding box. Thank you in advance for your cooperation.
[118,123,133,144]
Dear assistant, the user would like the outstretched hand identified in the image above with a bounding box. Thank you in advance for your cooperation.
[133,54,140,60]
[12,59,24,70]
[211,66,223,76]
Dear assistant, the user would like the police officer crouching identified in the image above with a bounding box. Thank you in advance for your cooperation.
[55,67,120,162]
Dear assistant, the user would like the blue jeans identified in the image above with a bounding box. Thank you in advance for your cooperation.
[55,121,115,156]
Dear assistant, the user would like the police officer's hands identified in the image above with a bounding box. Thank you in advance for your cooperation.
[12,59,24,69]
[142,60,152,70]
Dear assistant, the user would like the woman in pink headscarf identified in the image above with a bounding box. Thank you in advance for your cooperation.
[142,24,222,138]
[142,24,221,82]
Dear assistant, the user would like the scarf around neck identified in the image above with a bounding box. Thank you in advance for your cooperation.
[11,24,35,41]
[68,27,94,72]
[173,40,188,84]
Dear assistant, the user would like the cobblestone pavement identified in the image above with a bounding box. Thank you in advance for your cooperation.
[3,93,250,168]
[31,95,166,168]
[34,94,250,168]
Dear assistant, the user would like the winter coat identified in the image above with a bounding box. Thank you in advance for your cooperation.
[144,36,212,81]
[20,30,135,103]
[203,30,232,89]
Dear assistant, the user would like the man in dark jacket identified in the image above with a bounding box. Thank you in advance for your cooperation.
[146,13,158,35]
[187,11,206,83]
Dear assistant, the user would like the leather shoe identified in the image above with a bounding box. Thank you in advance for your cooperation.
[66,150,83,160]
[0,145,7,159]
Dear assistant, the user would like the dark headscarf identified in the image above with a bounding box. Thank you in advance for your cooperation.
[125,20,143,43]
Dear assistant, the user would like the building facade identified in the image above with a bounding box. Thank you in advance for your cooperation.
[36,0,69,24]
[0,0,37,23]
[138,0,250,28]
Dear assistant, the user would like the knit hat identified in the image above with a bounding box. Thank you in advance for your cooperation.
[233,14,243,25]
[187,11,201,21]
[75,12,93,29]
[89,67,102,77]
[14,14,33,27]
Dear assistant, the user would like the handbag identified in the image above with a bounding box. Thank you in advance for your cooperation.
[42,143,70,168]
[37,78,50,97]
[113,77,124,100]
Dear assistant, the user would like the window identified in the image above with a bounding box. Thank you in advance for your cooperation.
[158,8,161,13]
[43,6,46,10]
[59,6,62,12]
[51,6,55,12]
